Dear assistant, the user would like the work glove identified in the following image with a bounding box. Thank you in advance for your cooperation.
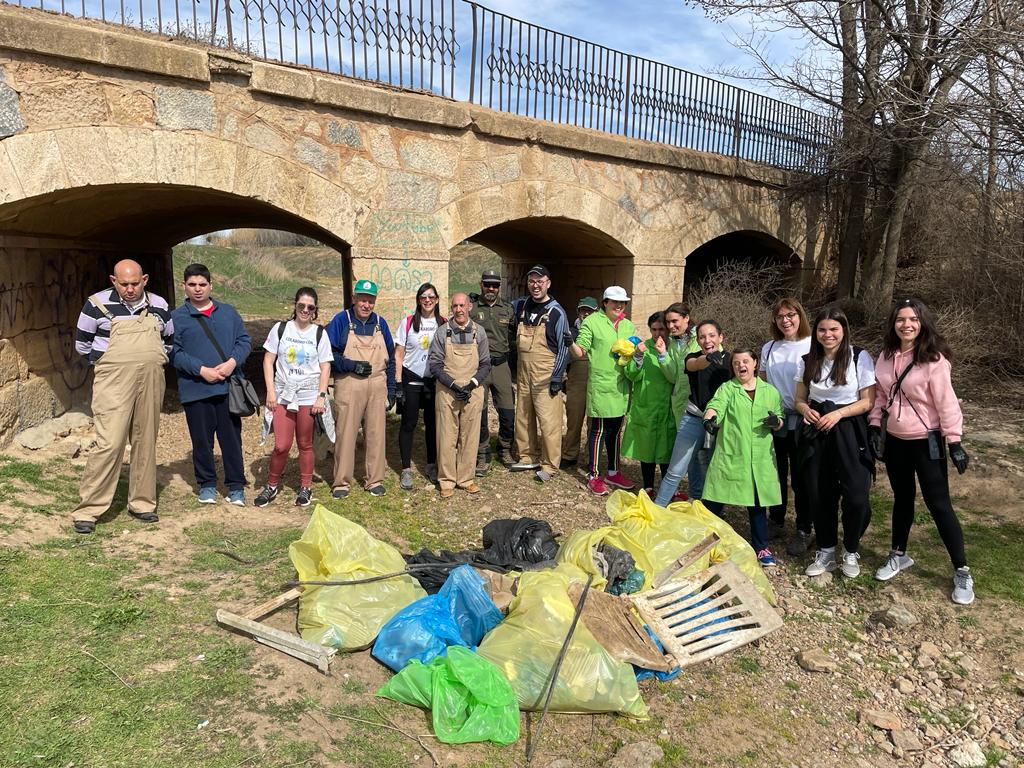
[352,360,372,378]
[869,426,883,460]
[702,416,720,436]
[451,384,471,402]
[706,351,726,367]
[395,388,405,409]
[387,392,396,411]
[761,411,782,429]
[949,442,969,474]
[549,378,564,397]
[464,378,478,393]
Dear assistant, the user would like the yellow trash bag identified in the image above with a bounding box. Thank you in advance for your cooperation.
[601,490,776,605]
[476,564,647,718]
[289,505,427,650]
[555,528,617,591]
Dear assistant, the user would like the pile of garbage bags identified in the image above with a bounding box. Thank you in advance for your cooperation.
[286,490,777,745]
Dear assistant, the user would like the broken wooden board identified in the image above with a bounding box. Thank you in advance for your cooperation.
[631,560,782,669]
[651,533,720,588]
[568,582,674,673]
[216,588,336,674]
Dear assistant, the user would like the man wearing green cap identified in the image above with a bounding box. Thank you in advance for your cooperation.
[561,296,598,469]
[470,268,516,471]
[325,279,397,498]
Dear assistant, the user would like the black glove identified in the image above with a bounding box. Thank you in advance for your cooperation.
[703,416,720,435]
[464,379,478,393]
[395,388,405,408]
[549,378,564,397]
[762,411,781,429]
[450,384,470,402]
[949,442,969,474]
[387,392,396,411]
[351,360,372,378]
[869,426,883,460]
[706,351,726,367]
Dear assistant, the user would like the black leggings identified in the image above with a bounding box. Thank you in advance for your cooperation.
[883,435,967,568]
[770,429,812,533]
[398,370,436,469]
[587,415,624,476]
[640,462,669,490]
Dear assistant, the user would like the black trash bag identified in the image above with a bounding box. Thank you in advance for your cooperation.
[596,543,635,592]
[480,518,559,564]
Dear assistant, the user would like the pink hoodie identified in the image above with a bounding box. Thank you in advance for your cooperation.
[869,349,963,443]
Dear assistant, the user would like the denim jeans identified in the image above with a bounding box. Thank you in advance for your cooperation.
[654,412,706,506]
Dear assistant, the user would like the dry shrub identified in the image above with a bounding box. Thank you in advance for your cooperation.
[223,229,317,248]
[686,263,787,352]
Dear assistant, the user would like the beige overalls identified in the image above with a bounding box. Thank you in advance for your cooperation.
[435,321,485,491]
[514,309,564,474]
[561,353,590,464]
[73,297,167,523]
[332,312,388,491]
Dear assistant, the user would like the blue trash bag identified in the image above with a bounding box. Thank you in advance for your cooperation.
[634,625,680,682]
[372,565,504,672]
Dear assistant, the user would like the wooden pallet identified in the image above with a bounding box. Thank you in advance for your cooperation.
[630,560,782,669]
[568,582,674,672]
[216,587,336,674]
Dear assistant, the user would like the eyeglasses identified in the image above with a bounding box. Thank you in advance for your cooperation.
[419,294,438,301]
[527,278,547,286]
[776,312,798,322]
[296,302,316,312]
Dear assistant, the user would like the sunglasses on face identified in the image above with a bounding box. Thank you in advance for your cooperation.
[296,302,316,312]
[419,294,438,301]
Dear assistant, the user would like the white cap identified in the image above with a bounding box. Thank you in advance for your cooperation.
[603,286,630,302]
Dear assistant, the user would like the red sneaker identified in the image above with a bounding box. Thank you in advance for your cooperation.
[587,476,610,495]
[604,471,636,490]
[671,490,689,502]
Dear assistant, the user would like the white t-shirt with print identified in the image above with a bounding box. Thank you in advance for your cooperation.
[396,315,439,378]
[263,321,333,405]
[761,337,812,411]
[795,348,876,406]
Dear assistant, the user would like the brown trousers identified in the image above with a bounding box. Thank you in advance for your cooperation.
[333,326,388,490]
[435,336,485,491]
[73,313,166,522]
[561,358,589,462]
[514,321,564,474]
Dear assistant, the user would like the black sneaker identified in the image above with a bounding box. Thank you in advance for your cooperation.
[368,485,386,497]
[253,485,279,507]
[559,458,578,470]
[295,487,313,507]
[331,487,349,499]
[73,520,96,534]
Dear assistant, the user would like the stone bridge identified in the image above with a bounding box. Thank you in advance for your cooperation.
[0,4,828,441]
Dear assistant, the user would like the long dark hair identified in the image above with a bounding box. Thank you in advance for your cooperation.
[804,306,853,387]
[882,298,952,364]
[291,286,319,322]
[412,282,442,333]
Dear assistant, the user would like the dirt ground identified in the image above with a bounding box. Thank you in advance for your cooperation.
[1,397,1023,768]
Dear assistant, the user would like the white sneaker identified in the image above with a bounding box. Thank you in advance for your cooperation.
[840,551,861,578]
[952,567,975,605]
[875,550,914,581]
[805,548,837,576]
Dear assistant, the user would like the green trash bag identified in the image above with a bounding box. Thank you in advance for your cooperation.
[377,646,520,745]
[288,505,426,650]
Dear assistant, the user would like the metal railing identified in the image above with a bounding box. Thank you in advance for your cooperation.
[2,0,835,170]
[465,2,833,170]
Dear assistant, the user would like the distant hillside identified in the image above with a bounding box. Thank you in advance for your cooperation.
[449,241,501,296]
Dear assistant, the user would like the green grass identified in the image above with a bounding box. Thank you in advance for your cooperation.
[0,455,82,515]
[448,242,501,296]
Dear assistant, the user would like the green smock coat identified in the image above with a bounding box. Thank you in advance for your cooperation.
[621,347,675,463]
[575,311,636,418]
[702,378,784,508]
[657,330,700,424]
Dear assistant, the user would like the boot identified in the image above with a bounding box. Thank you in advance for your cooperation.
[476,447,492,477]
[496,439,514,468]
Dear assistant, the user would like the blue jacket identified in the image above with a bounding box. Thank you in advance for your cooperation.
[172,300,252,404]
[325,309,397,397]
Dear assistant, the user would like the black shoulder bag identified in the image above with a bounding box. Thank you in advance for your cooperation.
[195,315,261,417]
[878,360,915,459]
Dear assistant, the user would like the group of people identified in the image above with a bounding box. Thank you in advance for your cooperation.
[70,260,975,605]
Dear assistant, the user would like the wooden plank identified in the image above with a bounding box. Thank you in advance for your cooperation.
[631,561,782,670]
[217,609,336,673]
[651,533,720,588]
[568,582,674,673]
[243,587,302,621]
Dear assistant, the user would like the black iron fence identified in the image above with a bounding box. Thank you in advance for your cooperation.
[2,0,834,169]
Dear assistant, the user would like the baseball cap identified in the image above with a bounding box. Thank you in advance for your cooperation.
[354,279,378,296]
[526,264,550,278]
[481,269,502,284]
[577,296,599,311]
[603,286,630,302]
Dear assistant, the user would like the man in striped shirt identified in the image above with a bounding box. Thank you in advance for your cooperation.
[71,259,173,534]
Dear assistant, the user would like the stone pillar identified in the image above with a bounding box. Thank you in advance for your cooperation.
[630,261,685,339]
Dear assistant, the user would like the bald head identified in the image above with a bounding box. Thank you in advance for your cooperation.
[451,292,472,325]
[110,259,148,303]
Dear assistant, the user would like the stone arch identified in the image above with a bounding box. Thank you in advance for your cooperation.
[683,228,801,295]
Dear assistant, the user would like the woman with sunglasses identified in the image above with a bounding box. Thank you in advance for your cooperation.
[760,298,813,555]
[869,298,973,604]
[795,306,875,578]
[255,287,332,507]
[395,283,445,489]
